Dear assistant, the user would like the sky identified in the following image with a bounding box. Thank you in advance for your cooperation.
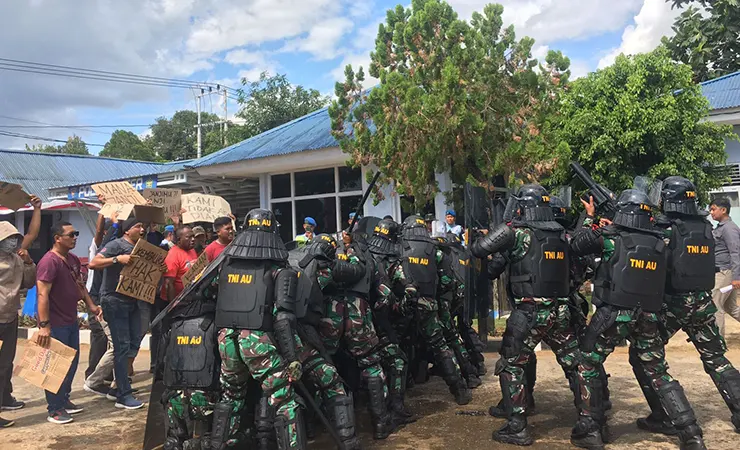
[0,0,683,153]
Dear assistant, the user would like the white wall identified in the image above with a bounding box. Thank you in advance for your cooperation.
[61,210,95,259]
[361,165,400,220]
[726,125,740,163]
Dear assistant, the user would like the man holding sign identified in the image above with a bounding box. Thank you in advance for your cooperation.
[89,218,150,411]
[162,227,198,302]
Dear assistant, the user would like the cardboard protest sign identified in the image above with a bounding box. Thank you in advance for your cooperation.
[134,205,166,224]
[143,188,182,219]
[116,239,168,304]
[0,182,32,211]
[99,203,135,221]
[181,193,231,224]
[92,181,147,205]
[182,251,208,286]
[14,335,77,394]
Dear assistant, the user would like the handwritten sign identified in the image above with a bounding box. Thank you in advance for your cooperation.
[92,181,147,205]
[99,203,135,221]
[14,336,77,394]
[134,205,166,224]
[181,193,231,224]
[116,239,168,304]
[143,188,182,219]
[0,182,32,211]
[182,251,208,286]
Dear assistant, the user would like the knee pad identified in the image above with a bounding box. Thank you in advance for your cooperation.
[274,408,307,450]
[326,394,357,441]
[658,382,696,429]
[501,308,533,359]
[718,368,740,411]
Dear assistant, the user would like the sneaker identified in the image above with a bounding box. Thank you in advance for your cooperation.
[1,397,25,411]
[106,389,118,402]
[115,395,145,410]
[0,417,15,428]
[84,383,109,397]
[47,409,74,424]
[63,401,83,415]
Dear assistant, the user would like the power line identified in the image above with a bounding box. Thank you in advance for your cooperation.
[0,130,104,147]
[0,124,151,129]
[0,114,114,136]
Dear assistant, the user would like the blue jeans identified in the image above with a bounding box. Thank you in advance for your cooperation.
[45,324,80,413]
[102,297,141,400]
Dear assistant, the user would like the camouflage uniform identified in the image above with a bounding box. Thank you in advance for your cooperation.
[496,228,582,417]
[374,268,409,397]
[165,390,221,445]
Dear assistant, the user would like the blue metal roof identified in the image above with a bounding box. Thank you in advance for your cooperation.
[702,71,740,111]
[0,150,186,201]
[188,107,337,168]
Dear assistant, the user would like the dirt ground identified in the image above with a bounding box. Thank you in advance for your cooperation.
[4,320,740,450]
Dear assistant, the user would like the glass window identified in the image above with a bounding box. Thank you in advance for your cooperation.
[296,197,337,235]
[338,166,362,192]
[271,201,293,244]
[400,196,434,222]
[271,173,291,199]
[294,168,335,196]
[340,195,363,231]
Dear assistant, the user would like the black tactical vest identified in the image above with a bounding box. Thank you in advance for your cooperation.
[215,259,275,330]
[509,227,570,298]
[666,218,715,293]
[593,230,667,312]
[338,244,374,296]
[402,239,438,298]
[163,314,219,390]
[296,257,328,326]
[449,245,472,288]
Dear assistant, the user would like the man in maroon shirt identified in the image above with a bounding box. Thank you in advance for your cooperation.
[204,216,234,262]
[36,222,102,424]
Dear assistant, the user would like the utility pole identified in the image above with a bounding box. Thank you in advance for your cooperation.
[196,90,202,159]
[222,87,228,146]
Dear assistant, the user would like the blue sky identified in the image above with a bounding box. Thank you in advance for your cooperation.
[0,0,681,153]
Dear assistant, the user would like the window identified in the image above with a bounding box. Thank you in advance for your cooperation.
[400,196,434,222]
[269,167,364,241]
[271,173,291,199]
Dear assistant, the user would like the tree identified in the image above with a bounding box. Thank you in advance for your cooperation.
[25,135,90,155]
[329,0,570,206]
[148,110,221,161]
[663,0,740,82]
[556,47,735,203]
[100,130,157,161]
[236,72,329,137]
[202,124,253,155]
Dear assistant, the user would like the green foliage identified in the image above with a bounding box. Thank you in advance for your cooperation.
[25,135,90,155]
[100,130,157,161]
[148,110,221,161]
[556,47,735,203]
[329,0,570,206]
[663,0,740,82]
[236,72,329,137]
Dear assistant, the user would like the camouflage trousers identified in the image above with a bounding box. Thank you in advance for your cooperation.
[165,389,219,442]
[439,297,473,374]
[319,295,387,394]
[297,326,347,401]
[412,296,463,384]
[378,341,407,395]
[499,299,581,416]
[217,328,301,448]
[579,306,672,420]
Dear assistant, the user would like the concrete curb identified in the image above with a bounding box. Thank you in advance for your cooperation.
[19,327,151,350]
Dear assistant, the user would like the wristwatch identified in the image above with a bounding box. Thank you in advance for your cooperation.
[38,320,50,328]
[112,256,119,264]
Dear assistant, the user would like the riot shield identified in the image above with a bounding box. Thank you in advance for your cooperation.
[634,176,663,207]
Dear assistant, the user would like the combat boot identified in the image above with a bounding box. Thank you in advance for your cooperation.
[677,424,706,450]
[493,415,533,446]
[440,356,471,405]
[451,381,472,405]
[368,377,396,439]
[570,416,604,450]
[388,367,415,423]
[636,412,678,435]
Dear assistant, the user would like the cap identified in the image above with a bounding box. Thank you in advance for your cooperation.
[164,225,175,233]
[304,217,317,226]
[445,209,456,217]
[192,226,206,237]
[349,212,358,219]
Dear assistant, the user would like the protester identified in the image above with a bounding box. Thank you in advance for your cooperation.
[0,222,37,428]
[163,227,198,302]
[205,216,234,262]
[36,222,102,424]
[160,225,175,250]
[709,197,740,335]
[295,217,316,245]
[146,222,164,247]
[89,218,150,410]
[192,226,207,256]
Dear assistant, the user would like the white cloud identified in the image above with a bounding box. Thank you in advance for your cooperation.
[597,0,680,69]
[569,59,593,79]
[281,17,354,60]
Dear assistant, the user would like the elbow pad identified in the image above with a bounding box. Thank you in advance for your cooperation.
[275,268,299,314]
[331,259,364,283]
[471,223,515,258]
[570,228,603,256]
[487,253,508,280]
[274,312,299,364]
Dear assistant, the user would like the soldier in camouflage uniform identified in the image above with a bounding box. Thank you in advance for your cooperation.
[629,176,740,435]
[436,233,483,389]
[471,185,581,446]
[318,231,396,439]
[398,215,472,405]
[570,190,706,450]
[210,209,307,450]
[367,219,416,423]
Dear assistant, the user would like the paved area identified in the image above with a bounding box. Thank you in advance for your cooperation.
[3,319,740,449]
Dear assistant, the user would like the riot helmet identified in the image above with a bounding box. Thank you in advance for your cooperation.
[306,234,338,260]
[227,208,288,261]
[516,184,555,222]
[612,189,654,231]
[401,215,432,241]
[661,176,699,216]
